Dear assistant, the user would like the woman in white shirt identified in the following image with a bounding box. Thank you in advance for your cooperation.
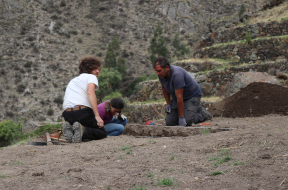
[62,56,107,143]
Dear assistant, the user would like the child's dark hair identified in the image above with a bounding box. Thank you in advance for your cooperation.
[105,98,125,112]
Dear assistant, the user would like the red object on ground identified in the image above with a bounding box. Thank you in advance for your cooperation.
[199,123,211,126]
[43,132,60,138]
[146,121,155,125]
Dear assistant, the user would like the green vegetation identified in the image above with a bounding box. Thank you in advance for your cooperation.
[208,149,232,166]
[0,120,61,147]
[53,96,63,104]
[17,84,25,93]
[233,161,244,166]
[131,184,147,190]
[148,23,168,62]
[120,145,132,151]
[170,154,177,161]
[0,175,6,178]
[172,33,190,57]
[245,31,252,44]
[207,171,224,176]
[156,177,175,187]
[146,172,153,178]
[47,108,54,116]
[201,128,210,134]
[239,4,246,18]
[11,161,24,165]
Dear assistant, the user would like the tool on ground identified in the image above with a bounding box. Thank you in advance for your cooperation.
[199,123,211,126]
[146,121,156,125]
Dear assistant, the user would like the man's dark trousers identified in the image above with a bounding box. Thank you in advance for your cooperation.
[165,96,206,126]
[62,107,107,140]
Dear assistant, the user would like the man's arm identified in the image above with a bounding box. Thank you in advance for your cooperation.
[175,87,184,117]
[87,83,104,128]
[161,83,171,105]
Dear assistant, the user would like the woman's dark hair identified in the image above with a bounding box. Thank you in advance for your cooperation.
[105,98,125,112]
[152,56,170,68]
[79,56,103,74]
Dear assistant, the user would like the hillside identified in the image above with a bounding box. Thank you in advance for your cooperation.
[0,0,270,124]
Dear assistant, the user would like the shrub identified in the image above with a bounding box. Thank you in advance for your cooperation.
[97,52,103,57]
[239,4,246,18]
[69,30,78,35]
[245,31,252,44]
[27,36,35,41]
[17,84,25,93]
[60,0,66,7]
[47,108,54,116]
[6,111,14,117]
[103,91,123,102]
[77,38,83,43]
[54,96,63,104]
[24,61,32,68]
[51,15,58,20]
[0,120,22,147]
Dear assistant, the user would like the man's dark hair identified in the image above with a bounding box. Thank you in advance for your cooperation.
[79,56,102,74]
[153,57,170,68]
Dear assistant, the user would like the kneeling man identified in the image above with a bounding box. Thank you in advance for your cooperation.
[153,57,212,127]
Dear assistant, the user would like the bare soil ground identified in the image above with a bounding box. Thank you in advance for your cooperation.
[1,115,288,190]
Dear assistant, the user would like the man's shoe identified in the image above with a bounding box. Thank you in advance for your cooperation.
[62,121,73,143]
[199,107,213,120]
[72,122,85,143]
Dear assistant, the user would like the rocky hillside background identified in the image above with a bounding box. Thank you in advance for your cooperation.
[0,0,269,123]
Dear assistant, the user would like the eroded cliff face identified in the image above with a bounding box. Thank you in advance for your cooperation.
[0,0,267,123]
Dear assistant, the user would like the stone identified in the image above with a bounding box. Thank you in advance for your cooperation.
[141,59,146,64]
[199,82,214,96]
[188,72,196,79]
[167,7,176,23]
[184,19,194,29]
[196,75,207,83]
[225,72,281,97]
[36,0,47,5]
[23,119,41,133]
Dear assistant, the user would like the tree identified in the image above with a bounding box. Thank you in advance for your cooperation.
[110,36,120,51]
[116,57,127,74]
[239,4,246,18]
[96,68,122,102]
[172,33,190,57]
[148,23,168,63]
[104,43,116,68]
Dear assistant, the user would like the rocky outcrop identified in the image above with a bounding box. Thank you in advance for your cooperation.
[225,72,281,97]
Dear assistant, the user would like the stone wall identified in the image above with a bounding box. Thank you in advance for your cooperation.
[194,37,288,63]
[199,20,288,48]
[129,60,288,99]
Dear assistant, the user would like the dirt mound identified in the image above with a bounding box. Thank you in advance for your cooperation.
[210,82,288,117]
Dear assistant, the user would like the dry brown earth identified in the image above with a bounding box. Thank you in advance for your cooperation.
[1,115,288,190]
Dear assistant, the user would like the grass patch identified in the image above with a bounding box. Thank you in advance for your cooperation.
[0,120,62,148]
[156,177,175,187]
[170,154,177,161]
[208,149,232,166]
[146,172,153,178]
[201,128,210,134]
[120,145,132,151]
[11,161,24,166]
[233,161,244,166]
[0,175,6,178]
[131,184,147,190]
[207,171,224,176]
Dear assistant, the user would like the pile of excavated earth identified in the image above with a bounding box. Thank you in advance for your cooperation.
[210,82,288,118]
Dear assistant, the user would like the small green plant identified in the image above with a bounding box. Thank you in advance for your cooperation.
[149,139,155,143]
[156,177,175,187]
[213,155,232,166]
[11,161,24,165]
[245,31,252,44]
[53,96,63,104]
[119,156,123,160]
[167,169,173,173]
[121,145,132,151]
[238,4,246,18]
[0,175,6,178]
[207,171,224,176]
[75,145,81,148]
[47,108,54,116]
[107,186,111,190]
[131,184,147,190]
[146,172,153,178]
[233,161,244,166]
[32,76,38,80]
[201,128,210,134]
[170,154,176,161]
[126,149,132,154]
[60,0,67,7]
